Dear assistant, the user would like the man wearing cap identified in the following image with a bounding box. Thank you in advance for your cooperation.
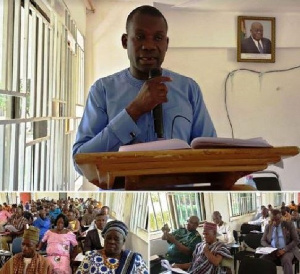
[0,226,53,274]
[162,215,202,264]
[174,222,232,273]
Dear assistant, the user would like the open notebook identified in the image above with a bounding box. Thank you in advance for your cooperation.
[119,137,272,152]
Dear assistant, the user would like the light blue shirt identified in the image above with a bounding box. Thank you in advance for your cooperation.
[73,68,216,174]
[271,225,286,249]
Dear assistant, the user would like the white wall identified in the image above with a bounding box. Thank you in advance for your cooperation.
[85,1,300,189]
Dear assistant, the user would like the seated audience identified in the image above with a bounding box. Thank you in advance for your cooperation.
[281,206,292,222]
[76,220,148,273]
[0,226,53,274]
[289,201,297,213]
[173,222,232,273]
[83,213,108,253]
[86,205,114,231]
[33,208,51,241]
[67,210,81,234]
[212,211,234,244]
[267,204,273,215]
[162,216,202,264]
[39,214,78,274]
[248,206,270,232]
[0,204,11,228]
[252,205,266,221]
[49,203,61,224]
[1,206,28,250]
[261,209,300,274]
[81,205,97,226]
[2,202,11,213]
[100,206,115,221]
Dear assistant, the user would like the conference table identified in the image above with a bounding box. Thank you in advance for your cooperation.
[75,146,299,190]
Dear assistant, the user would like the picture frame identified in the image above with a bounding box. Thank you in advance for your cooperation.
[237,16,276,63]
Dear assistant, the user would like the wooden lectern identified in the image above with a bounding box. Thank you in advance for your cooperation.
[75,146,299,190]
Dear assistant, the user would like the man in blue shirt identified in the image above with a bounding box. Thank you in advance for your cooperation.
[261,209,300,274]
[48,203,61,224]
[73,5,216,174]
[33,208,51,241]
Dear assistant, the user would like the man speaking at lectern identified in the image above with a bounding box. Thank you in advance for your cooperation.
[73,5,216,174]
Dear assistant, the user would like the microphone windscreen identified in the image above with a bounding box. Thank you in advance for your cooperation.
[149,68,162,79]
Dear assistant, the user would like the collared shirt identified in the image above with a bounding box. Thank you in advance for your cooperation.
[248,216,270,232]
[165,228,202,264]
[216,221,234,244]
[73,68,216,174]
[271,225,285,249]
[97,228,104,246]
[251,36,264,52]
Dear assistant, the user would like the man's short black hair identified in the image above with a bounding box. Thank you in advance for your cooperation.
[126,5,168,32]
[55,213,69,228]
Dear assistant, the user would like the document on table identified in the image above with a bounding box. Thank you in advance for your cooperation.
[256,247,277,254]
[161,259,189,274]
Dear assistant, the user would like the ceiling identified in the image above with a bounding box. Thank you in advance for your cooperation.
[117,0,300,12]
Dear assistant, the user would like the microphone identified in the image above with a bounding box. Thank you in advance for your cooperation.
[149,68,164,139]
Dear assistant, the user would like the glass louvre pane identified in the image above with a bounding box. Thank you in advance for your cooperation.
[0,0,6,90]
[0,125,4,188]
[0,95,12,119]
[0,1,84,191]
[230,193,256,217]
[24,145,33,190]
[149,193,171,232]
[18,122,26,189]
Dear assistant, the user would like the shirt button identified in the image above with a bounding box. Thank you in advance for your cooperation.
[130,132,136,139]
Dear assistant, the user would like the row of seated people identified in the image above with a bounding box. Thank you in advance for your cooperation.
[245,202,300,234]
[0,200,113,252]
[152,211,235,274]
[236,208,300,274]
[0,203,148,273]
[154,204,300,274]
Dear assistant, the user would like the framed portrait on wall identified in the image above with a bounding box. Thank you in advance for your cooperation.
[237,16,276,63]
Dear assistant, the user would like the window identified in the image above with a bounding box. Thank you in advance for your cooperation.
[149,192,205,233]
[229,193,257,217]
[274,192,285,207]
[0,0,84,190]
[130,193,148,233]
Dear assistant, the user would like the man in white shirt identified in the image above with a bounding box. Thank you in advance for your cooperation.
[248,207,270,232]
[212,211,234,244]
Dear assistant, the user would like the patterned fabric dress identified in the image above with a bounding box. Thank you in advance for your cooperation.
[42,230,78,274]
[0,253,53,274]
[188,240,232,274]
[75,249,148,274]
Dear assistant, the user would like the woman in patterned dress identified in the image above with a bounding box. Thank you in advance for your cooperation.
[75,220,148,274]
[39,214,78,274]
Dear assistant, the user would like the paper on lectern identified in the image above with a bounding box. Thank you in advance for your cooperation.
[119,137,272,152]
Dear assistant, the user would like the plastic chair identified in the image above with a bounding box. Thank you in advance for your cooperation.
[12,237,22,254]
[238,257,276,274]
[234,232,263,273]
[252,171,281,190]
